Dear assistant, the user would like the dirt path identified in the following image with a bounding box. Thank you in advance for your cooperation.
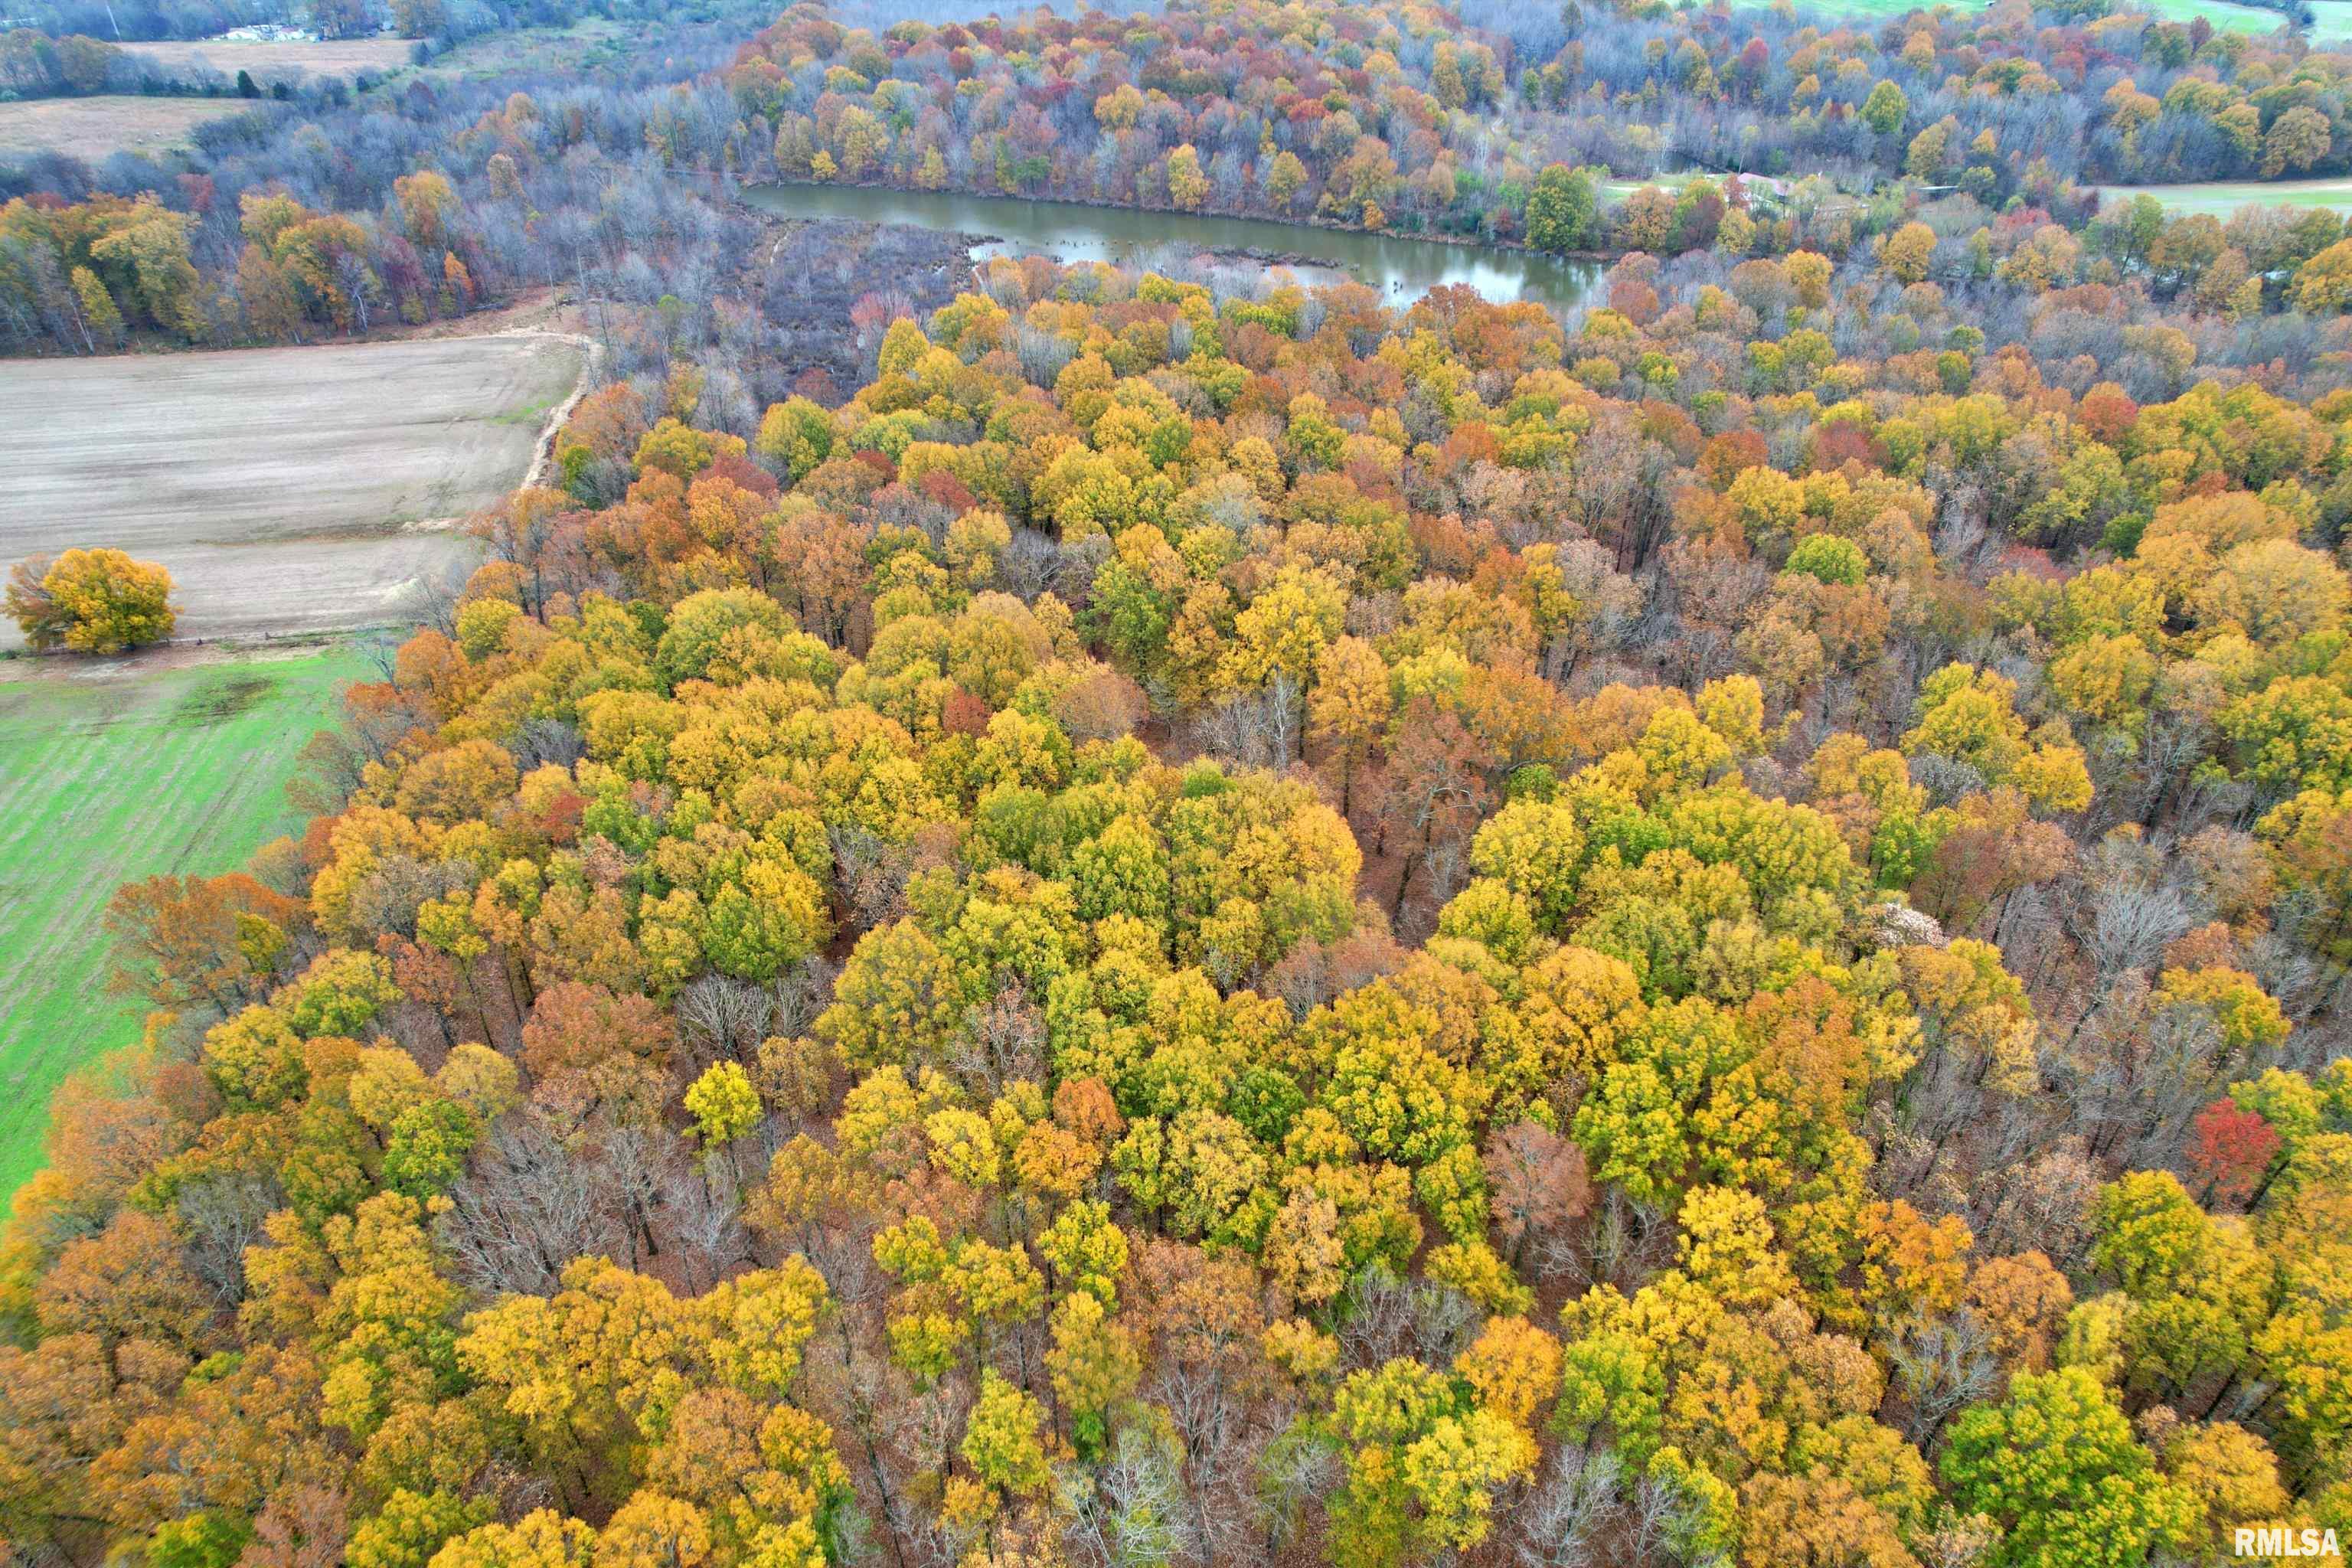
[394,324,604,528]
[508,327,606,492]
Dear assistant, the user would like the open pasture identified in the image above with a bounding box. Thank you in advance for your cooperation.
[409,16,632,80]
[0,94,253,163]
[2096,177,2352,217]
[0,643,372,1200]
[2130,0,2302,32]
[120,36,416,87]
[0,333,585,652]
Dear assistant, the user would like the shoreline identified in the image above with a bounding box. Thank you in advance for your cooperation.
[738,175,1626,270]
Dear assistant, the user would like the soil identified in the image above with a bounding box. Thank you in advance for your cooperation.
[0,333,586,650]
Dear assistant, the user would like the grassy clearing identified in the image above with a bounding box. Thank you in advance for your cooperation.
[2308,0,2352,40]
[0,642,371,1203]
[2129,0,2300,33]
[2096,177,2352,216]
[1601,174,1690,200]
[0,95,254,164]
[121,37,416,87]
[403,17,631,80]
[1798,0,2324,36]
[1792,0,1962,18]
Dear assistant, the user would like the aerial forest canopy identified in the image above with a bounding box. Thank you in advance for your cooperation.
[6,0,2352,1566]
[6,237,2352,1566]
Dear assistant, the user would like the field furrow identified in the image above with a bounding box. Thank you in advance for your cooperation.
[0,334,584,652]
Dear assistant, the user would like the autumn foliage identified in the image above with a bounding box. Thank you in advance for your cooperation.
[6,547,176,653]
[7,241,2352,1568]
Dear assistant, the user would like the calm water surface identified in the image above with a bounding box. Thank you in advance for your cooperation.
[746,182,1604,312]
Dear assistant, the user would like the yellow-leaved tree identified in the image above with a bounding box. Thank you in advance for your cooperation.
[8,547,176,653]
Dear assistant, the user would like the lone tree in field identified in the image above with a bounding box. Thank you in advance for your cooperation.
[8,549,177,654]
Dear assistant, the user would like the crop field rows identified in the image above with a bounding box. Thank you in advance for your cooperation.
[0,334,585,652]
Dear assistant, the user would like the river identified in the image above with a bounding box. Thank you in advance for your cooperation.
[743,182,1605,312]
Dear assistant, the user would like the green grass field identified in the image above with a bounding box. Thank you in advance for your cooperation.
[2129,0,2301,32]
[1601,175,1690,201]
[2096,177,2352,217]
[1799,0,2333,34]
[2308,0,2352,40]
[0,642,371,1203]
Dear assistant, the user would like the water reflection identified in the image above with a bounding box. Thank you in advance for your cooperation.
[744,183,1604,312]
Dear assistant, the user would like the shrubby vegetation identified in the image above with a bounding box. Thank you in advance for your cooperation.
[7,239,2352,1566]
[1,31,137,97]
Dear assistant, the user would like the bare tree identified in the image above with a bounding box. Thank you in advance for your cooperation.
[1192,688,1292,771]
[178,1170,279,1302]
[1886,1311,2000,1445]
[949,988,1047,1095]
[1484,1121,1592,1272]
[832,825,917,931]
[596,1116,670,1272]
[1338,1266,1482,1370]
[439,1115,616,1295]
[1971,1136,2101,1267]
[1070,1422,1200,1568]
[1255,1425,1338,1559]
[512,718,586,770]
[2074,880,2195,980]
[675,972,775,1070]
[1508,1446,1625,1568]
[333,250,378,334]
[773,956,836,1042]
[665,1158,750,1292]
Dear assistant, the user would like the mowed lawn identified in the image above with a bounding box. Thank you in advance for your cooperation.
[0,643,370,1201]
[2096,177,2352,217]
